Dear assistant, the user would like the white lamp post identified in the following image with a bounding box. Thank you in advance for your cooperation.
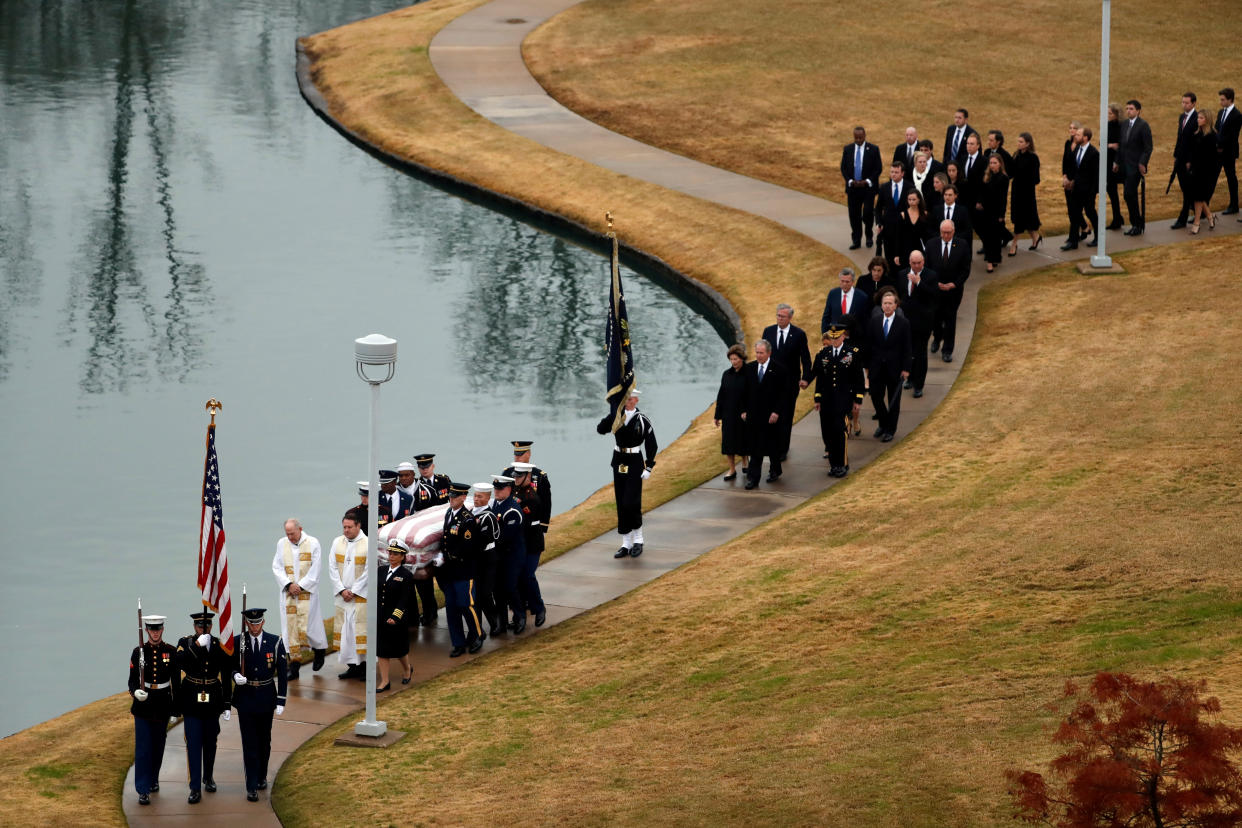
[354,333,397,738]
[1090,0,1114,269]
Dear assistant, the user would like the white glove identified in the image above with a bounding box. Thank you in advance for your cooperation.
[133,688,148,702]
[233,672,247,685]
[197,633,211,648]
[641,468,651,480]
[275,705,284,716]
[170,716,178,724]
[223,709,231,721]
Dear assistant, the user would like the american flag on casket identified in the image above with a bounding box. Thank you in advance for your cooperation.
[378,504,450,579]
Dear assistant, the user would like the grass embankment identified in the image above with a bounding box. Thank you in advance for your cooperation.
[300,0,842,564]
[276,235,1242,825]
[0,694,132,827]
[527,0,1242,235]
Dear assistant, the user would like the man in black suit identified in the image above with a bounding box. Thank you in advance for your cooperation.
[944,108,979,166]
[1061,125,1101,249]
[821,267,871,342]
[875,161,913,269]
[893,126,920,172]
[926,220,971,363]
[1217,88,1241,215]
[840,126,883,249]
[1059,121,1083,246]
[741,339,788,488]
[960,133,987,250]
[931,184,972,242]
[762,304,812,462]
[985,130,1013,173]
[895,251,939,396]
[1116,99,1153,235]
[866,289,912,442]
[1171,92,1199,229]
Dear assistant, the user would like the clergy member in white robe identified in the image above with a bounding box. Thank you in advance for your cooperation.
[328,512,369,678]
[272,518,328,678]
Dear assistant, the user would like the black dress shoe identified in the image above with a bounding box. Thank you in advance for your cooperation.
[930,339,940,353]
[629,543,643,557]
[138,794,150,806]
[1221,206,1239,215]
[881,433,894,442]
[865,237,873,248]
[942,352,953,362]
[312,648,326,671]
[1060,241,1078,251]
[765,473,781,483]
[744,480,757,490]
[871,412,879,420]
[189,790,202,804]
[722,471,737,481]
[1124,226,1144,236]
[512,617,527,634]
[205,779,217,793]
[1170,221,1187,229]
[354,662,368,680]
[376,683,389,693]
[402,668,413,684]
[1085,237,1098,247]
[913,388,923,398]
[614,547,629,558]
[535,609,547,627]
[338,667,354,680]
[873,427,884,438]
[257,780,267,790]
[247,791,259,802]
[849,241,861,250]
[903,379,912,389]
[288,661,300,681]
[468,637,484,654]
[421,615,437,628]
[1106,220,1123,230]
[449,646,466,658]
[828,467,847,478]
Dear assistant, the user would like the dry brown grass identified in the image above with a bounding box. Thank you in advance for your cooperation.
[301,0,841,563]
[275,234,1242,825]
[0,694,132,827]
[526,0,1242,234]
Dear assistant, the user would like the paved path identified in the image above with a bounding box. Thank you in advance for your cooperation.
[124,1,1241,822]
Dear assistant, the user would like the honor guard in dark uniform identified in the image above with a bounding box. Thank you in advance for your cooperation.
[809,320,867,478]
[411,453,452,511]
[230,608,287,802]
[596,388,658,559]
[470,482,505,636]
[490,475,529,633]
[175,610,231,803]
[376,539,415,692]
[439,482,484,657]
[129,614,179,806]
[351,481,370,538]
[504,440,552,537]
[512,462,548,628]
[377,469,413,534]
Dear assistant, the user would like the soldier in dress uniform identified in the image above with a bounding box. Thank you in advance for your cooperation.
[512,462,548,628]
[175,610,231,804]
[351,481,370,538]
[504,440,552,538]
[491,475,528,633]
[129,614,179,806]
[377,469,413,534]
[411,453,451,510]
[396,460,418,501]
[471,482,505,636]
[403,461,441,628]
[809,320,867,478]
[596,389,658,559]
[230,608,287,802]
[376,539,414,692]
[439,482,485,657]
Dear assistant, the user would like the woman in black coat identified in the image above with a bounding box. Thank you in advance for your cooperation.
[1105,104,1125,228]
[1008,132,1042,253]
[980,154,1012,271]
[896,190,930,269]
[714,344,748,480]
[376,543,414,691]
[1188,110,1221,233]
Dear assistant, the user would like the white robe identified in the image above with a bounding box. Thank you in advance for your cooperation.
[328,533,369,665]
[272,532,328,654]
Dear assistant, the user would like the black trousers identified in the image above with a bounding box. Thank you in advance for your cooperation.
[1175,163,1193,222]
[413,577,438,623]
[183,713,219,792]
[869,367,903,435]
[1123,168,1144,227]
[133,715,168,795]
[611,454,644,533]
[1222,156,1239,209]
[934,288,964,355]
[909,323,931,390]
[474,554,500,629]
[1069,190,1099,241]
[846,186,875,244]
[745,423,782,483]
[1106,177,1124,224]
[238,709,274,793]
[819,402,850,467]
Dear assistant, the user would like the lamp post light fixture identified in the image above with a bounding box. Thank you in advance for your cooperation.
[1091,0,1114,269]
[354,333,397,739]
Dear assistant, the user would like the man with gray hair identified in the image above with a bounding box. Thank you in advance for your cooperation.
[271,518,327,681]
[762,304,812,464]
[742,339,789,489]
[821,267,871,341]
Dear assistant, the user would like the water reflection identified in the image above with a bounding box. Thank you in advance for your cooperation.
[0,182,44,383]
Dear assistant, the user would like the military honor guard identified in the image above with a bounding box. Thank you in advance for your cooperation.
[175,610,231,803]
[491,474,528,633]
[471,481,505,636]
[351,481,370,536]
[440,482,485,656]
[129,613,179,805]
[809,321,867,478]
[376,538,415,691]
[512,463,548,628]
[396,460,418,501]
[377,469,413,534]
[271,518,327,680]
[504,440,552,537]
[596,389,658,558]
[412,453,452,510]
[328,510,369,679]
[230,608,287,801]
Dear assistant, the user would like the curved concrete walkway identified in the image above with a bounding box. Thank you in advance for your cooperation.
[125,2,1240,824]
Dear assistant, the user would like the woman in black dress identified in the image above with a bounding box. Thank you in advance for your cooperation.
[376,541,414,692]
[980,154,1011,272]
[1105,104,1125,229]
[1008,132,1043,254]
[713,344,748,480]
[897,190,930,269]
[1188,109,1221,234]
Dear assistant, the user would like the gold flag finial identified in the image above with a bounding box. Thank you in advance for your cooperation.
[605,211,614,237]
[205,398,222,425]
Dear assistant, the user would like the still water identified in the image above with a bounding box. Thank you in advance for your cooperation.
[0,0,723,736]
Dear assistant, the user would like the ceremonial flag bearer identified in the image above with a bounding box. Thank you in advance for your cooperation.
[175,611,231,804]
[596,389,658,558]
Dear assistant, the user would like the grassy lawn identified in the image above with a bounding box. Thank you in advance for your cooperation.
[526,0,1242,234]
[275,236,1242,825]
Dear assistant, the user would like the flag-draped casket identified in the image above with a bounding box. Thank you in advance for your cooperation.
[378,504,449,580]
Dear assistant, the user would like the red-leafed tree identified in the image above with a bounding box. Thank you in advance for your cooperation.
[1007,672,1242,827]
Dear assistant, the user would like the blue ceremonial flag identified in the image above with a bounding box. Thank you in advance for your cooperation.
[604,215,637,433]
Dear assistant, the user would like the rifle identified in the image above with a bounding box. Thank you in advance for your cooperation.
[239,583,247,681]
[134,598,148,701]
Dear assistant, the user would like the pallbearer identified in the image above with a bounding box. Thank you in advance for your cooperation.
[440,482,484,657]
[596,389,658,558]
[129,613,179,806]
[175,611,231,804]
[471,482,504,636]
[230,608,287,802]
[512,462,548,628]
[271,518,327,680]
[328,510,369,680]
[412,453,451,510]
[490,475,527,633]
[505,440,552,536]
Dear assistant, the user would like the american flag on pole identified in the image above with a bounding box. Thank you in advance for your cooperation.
[199,422,234,654]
